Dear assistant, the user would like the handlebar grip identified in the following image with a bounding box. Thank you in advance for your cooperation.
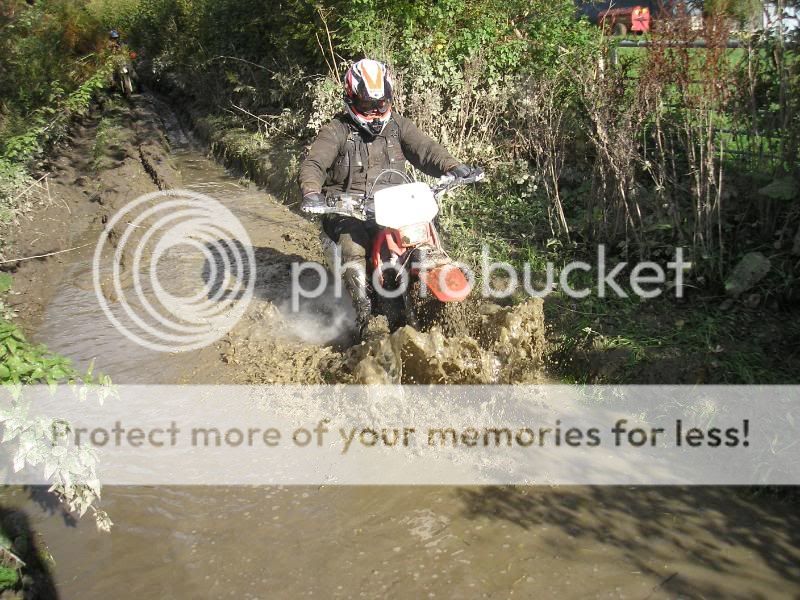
[300,204,329,215]
[448,168,485,186]
[461,167,485,184]
[302,193,372,221]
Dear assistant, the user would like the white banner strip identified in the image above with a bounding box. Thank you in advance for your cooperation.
[1,385,797,485]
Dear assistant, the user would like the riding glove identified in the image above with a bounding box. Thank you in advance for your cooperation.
[300,191,328,214]
[448,164,483,180]
[449,164,471,178]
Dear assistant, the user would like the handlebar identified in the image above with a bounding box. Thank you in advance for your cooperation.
[303,168,485,221]
[431,168,485,196]
[300,194,373,220]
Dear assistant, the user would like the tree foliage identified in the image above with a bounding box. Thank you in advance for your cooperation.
[2,0,798,283]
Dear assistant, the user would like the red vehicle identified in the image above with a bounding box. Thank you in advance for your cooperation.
[601,5,651,35]
[576,1,656,35]
[309,170,483,328]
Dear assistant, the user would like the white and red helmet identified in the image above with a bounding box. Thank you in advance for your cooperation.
[343,59,393,136]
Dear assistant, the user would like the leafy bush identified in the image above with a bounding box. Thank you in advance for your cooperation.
[0,0,107,125]
[1,270,113,533]
[0,321,78,385]
[0,1,115,209]
[0,565,18,592]
[0,55,113,229]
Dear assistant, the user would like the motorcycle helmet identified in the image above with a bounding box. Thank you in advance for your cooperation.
[109,29,120,40]
[343,59,393,137]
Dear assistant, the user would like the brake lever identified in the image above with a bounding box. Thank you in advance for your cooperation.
[364,198,375,218]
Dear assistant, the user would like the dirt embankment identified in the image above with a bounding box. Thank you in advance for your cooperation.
[144,72,302,207]
[2,96,179,333]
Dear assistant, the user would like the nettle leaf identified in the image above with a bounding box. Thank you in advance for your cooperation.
[18,429,35,453]
[26,446,44,464]
[758,177,798,201]
[2,425,20,443]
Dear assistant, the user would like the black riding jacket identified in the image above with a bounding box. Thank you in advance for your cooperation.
[299,113,460,198]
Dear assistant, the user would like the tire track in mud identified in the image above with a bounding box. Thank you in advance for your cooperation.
[5,95,181,334]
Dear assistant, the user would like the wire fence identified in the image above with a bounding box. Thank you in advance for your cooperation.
[611,36,796,174]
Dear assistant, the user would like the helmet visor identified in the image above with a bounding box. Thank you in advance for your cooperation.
[353,97,391,116]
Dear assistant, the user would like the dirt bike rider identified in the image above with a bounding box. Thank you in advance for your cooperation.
[109,29,122,50]
[299,58,479,338]
[108,29,137,89]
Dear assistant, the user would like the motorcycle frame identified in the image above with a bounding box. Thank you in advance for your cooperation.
[369,222,443,287]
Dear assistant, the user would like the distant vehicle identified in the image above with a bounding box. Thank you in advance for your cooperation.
[575,1,702,35]
[118,63,134,97]
[603,5,651,35]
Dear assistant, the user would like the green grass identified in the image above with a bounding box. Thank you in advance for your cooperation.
[0,565,19,591]
[0,276,110,385]
[546,291,797,384]
[0,319,78,384]
[91,112,126,171]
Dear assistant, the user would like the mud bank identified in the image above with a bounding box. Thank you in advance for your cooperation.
[2,97,179,333]
[144,73,302,207]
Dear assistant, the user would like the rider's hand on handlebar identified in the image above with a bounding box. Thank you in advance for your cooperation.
[447,164,484,182]
[448,164,472,178]
[300,191,329,214]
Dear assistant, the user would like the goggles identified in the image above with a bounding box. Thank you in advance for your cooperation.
[353,97,391,116]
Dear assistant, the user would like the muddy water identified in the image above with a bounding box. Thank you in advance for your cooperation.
[7,101,800,598]
[5,485,800,599]
[35,111,347,383]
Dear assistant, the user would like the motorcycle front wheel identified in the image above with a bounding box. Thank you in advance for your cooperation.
[122,73,134,97]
